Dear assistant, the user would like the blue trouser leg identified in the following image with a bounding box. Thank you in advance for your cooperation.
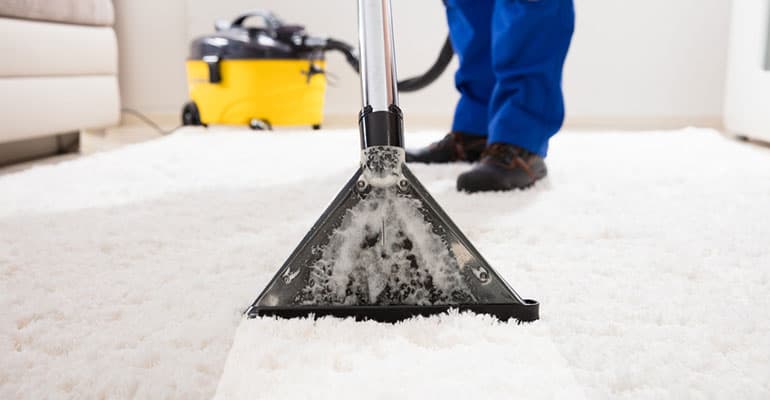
[488,0,574,157]
[446,0,575,157]
[445,0,496,137]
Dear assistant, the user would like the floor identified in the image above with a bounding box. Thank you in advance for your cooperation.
[0,125,166,176]
[1,126,768,399]
[2,115,766,176]
[0,117,358,175]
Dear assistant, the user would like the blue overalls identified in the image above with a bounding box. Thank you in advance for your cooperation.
[445,0,575,157]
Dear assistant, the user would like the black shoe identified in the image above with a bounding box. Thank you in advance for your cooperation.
[457,143,547,193]
[406,132,487,164]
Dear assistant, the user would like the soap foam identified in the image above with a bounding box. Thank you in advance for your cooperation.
[295,188,474,305]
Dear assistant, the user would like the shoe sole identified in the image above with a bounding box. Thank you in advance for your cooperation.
[406,157,479,164]
[457,169,547,193]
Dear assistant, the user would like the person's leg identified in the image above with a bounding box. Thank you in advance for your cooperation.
[446,0,496,137]
[456,0,574,192]
[487,0,575,157]
[405,0,495,164]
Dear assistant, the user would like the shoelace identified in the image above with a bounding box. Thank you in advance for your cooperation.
[429,133,469,160]
[481,143,533,174]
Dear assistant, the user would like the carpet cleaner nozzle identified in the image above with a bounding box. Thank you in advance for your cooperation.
[247,0,538,323]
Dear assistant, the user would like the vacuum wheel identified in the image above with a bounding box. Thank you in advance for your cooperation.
[181,101,202,126]
[249,118,272,130]
[312,124,322,130]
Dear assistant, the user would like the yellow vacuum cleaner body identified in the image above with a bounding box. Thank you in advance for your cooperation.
[183,12,328,129]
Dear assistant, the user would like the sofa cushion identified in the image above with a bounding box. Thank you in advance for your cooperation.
[0,75,120,143]
[0,0,114,26]
[0,18,117,77]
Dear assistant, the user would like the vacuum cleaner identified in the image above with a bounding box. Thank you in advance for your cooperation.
[247,0,538,323]
[181,9,453,130]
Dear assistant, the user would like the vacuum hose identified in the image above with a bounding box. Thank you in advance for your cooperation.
[323,38,361,74]
[322,35,454,93]
[397,36,454,92]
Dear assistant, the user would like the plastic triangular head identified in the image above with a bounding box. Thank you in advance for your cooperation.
[248,165,538,323]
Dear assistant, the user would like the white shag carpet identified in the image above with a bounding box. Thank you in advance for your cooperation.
[1,127,768,399]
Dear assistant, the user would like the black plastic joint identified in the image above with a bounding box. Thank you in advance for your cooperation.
[203,55,222,83]
[358,105,404,149]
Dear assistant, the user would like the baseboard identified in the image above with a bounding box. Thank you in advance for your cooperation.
[323,114,725,131]
[562,116,724,131]
[117,111,725,132]
[119,110,180,129]
[0,132,80,167]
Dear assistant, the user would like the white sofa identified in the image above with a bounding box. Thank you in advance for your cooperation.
[0,0,120,166]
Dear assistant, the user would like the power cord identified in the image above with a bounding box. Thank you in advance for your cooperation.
[120,108,181,135]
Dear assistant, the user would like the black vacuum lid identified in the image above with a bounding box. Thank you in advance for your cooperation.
[189,11,321,60]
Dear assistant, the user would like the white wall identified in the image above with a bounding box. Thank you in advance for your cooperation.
[114,0,188,114]
[116,0,732,127]
[724,0,770,141]
[565,0,730,124]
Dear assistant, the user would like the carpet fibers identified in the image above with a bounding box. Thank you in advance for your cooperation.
[1,128,768,399]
